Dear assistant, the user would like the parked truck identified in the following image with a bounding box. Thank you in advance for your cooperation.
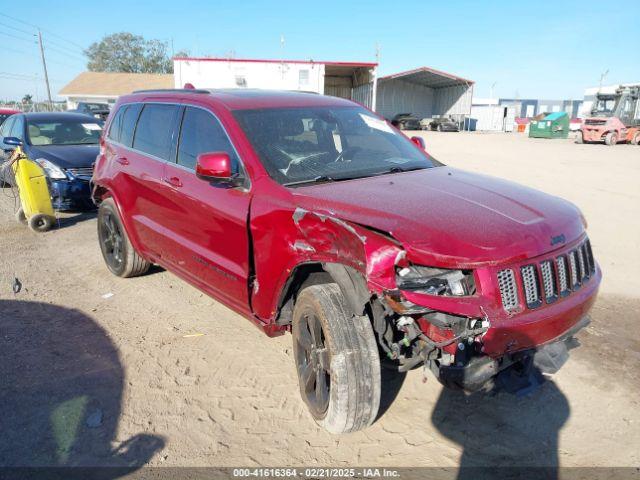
[578,85,640,146]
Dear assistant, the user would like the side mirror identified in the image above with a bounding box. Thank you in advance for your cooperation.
[410,136,426,149]
[196,152,234,181]
[3,137,23,147]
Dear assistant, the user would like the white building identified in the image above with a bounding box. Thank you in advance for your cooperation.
[173,56,378,108]
[470,98,516,132]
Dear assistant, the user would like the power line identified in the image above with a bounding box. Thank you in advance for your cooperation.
[0,30,36,44]
[0,72,39,78]
[0,13,86,51]
[0,21,35,37]
[43,44,87,63]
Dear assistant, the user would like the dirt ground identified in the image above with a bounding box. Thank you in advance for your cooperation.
[1,132,639,470]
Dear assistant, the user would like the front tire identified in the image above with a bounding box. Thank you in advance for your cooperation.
[575,132,584,144]
[97,198,150,277]
[292,283,381,434]
[631,132,640,146]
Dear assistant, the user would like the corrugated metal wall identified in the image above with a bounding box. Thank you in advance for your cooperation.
[324,75,352,99]
[352,83,373,108]
[434,84,473,117]
[376,80,472,120]
[324,67,375,109]
[376,80,435,119]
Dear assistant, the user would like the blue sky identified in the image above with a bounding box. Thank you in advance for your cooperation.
[1,0,638,102]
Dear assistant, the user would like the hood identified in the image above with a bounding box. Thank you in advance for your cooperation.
[28,144,99,169]
[292,167,584,267]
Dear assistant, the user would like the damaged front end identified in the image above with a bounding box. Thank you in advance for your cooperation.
[364,237,598,394]
[264,201,599,394]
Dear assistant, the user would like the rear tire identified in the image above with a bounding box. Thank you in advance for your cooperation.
[28,214,54,232]
[575,132,584,144]
[631,132,640,146]
[97,198,150,277]
[605,132,618,146]
[292,283,381,434]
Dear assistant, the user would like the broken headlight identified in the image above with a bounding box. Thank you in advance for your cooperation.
[396,265,476,296]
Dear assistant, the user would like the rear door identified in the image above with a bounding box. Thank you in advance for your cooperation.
[109,102,181,260]
[159,105,252,312]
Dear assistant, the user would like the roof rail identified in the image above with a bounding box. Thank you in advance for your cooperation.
[132,88,210,94]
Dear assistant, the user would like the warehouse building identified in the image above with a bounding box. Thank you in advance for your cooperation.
[375,67,474,121]
[173,57,474,122]
[173,56,378,108]
[498,98,583,118]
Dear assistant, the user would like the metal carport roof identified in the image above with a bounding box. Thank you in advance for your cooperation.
[378,67,474,88]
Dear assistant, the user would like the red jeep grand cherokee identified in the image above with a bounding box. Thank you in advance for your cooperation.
[93,89,601,433]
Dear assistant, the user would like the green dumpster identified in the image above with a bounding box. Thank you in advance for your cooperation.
[529,112,569,139]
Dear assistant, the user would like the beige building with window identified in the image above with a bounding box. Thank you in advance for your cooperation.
[59,71,173,109]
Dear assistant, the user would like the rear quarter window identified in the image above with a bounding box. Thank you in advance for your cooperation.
[120,104,143,147]
[133,104,179,160]
[107,106,125,143]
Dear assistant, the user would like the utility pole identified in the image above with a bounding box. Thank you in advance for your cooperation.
[37,29,52,111]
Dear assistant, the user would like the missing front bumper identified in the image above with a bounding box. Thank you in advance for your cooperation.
[434,316,590,393]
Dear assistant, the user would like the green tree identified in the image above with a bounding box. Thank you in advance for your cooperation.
[22,94,33,104]
[85,33,186,74]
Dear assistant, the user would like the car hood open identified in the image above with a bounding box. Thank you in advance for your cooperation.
[292,166,585,267]
[28,144,99,169]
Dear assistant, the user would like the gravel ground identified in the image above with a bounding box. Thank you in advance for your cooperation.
[0,132,638,470]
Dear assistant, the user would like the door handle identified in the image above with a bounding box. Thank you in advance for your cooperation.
[163,176,183,188]
[115,157,129,165]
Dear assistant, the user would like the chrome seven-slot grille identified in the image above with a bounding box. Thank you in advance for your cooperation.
[66,166,94,179]
[497,239,595,312]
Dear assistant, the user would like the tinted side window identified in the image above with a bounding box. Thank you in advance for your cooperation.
[10,116,25,140]
[107,106,125,143]
[0,116,15,138]
[133,104,179,160]
[177,107,239,171]
[120,103,142,147]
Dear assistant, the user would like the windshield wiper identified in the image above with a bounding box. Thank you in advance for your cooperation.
[283,175,336,186]
[371,166,427,177]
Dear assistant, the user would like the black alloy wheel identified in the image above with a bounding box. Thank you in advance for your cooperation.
[294,311,331,416]
[99,210,124,271]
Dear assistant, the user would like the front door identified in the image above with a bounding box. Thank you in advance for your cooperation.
[159,106,252,312]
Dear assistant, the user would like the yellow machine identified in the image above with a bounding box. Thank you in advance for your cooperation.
[10,147,55,232]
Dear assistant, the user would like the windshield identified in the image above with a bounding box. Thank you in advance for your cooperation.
[592,97,617,116]
[84,103,109,111]
[27,118,103,146]
[234,106,439,186]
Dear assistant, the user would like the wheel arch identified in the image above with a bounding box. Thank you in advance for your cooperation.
[275,261,371,326]
[95,185,147,261]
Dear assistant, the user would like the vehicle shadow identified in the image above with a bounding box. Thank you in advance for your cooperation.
[431,332,571,480]
[54,210,97,229]
[376,366,407,420]
[0,300,164,474]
